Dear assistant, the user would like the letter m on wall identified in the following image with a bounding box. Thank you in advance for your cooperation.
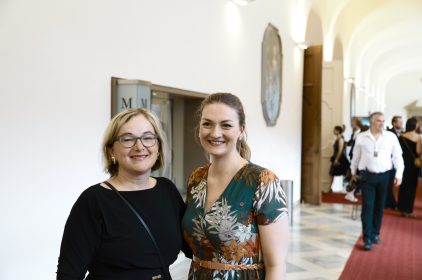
[111,78,152,117]
[121,97,132,109]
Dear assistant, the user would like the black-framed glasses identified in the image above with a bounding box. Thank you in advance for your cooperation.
[116,133,157,148]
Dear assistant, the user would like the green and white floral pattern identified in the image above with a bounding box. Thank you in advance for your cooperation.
[182,162,288,280]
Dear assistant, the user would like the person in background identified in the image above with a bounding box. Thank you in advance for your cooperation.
[385,116,403,209]
[388,115,403,137]
[182,93,288,280]
[57,108,191,280]
[397,117,422,217]
[350,112,404,251]
[347,118,363,160]
[329,125,350,192]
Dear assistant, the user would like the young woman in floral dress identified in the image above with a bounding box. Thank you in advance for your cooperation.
[182,93,289,280]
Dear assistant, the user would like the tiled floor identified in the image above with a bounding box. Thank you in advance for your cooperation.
[170,202,362,280]
[287,203,361,280]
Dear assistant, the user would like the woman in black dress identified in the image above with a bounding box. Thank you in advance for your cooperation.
[57,108,191,280]
[398,117,422,217]
[329,126,350,191]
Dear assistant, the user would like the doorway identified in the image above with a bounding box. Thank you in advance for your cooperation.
[111,77,208,196]
[301,45,323,204]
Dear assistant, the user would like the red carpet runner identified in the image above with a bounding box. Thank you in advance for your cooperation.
[322,192,362,205]
[339,179,422,280]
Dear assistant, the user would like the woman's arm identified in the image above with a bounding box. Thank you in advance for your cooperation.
[57,190,101,280]
[254,169,289,279]
[258,215,289,280]
[417,134,422,155]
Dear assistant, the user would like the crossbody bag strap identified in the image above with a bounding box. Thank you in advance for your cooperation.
[103,181,170,279]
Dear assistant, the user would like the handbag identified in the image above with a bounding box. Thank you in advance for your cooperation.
[401,137,422,168]
[103,181,171,280]
[346,180,359,192]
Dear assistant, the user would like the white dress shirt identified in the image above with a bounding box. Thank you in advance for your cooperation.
[350,130,404,179]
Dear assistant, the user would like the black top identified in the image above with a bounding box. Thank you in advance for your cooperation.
[387,127,401,138]
[399,137,419,173]
[330,136,350,176]
[57,177,191,280]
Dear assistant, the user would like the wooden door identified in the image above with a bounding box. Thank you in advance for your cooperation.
[301,45,323,204]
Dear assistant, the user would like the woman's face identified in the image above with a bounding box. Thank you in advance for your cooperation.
[199,103,243,159]
[110,114,159,177]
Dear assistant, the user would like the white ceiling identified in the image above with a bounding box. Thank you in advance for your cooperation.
[302,0,422,117]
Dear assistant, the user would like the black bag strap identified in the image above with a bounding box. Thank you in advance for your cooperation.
[103,181,170,279]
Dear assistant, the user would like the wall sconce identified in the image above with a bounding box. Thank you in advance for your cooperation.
[296,41,309,50]
[345,77,355,83]
[231,0,255,6]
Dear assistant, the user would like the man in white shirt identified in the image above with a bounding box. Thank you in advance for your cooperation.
[350,112,404,250]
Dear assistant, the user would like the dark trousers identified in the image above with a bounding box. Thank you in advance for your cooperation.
[384,168,397,209]
[360,170,390,240]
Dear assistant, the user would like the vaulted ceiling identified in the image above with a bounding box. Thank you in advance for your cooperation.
[299,0,422,117]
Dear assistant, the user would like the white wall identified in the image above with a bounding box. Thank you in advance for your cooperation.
[384,72,422,125]
[0,0,304,279]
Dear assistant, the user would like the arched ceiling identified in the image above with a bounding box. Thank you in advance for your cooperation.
[304,0,422,116]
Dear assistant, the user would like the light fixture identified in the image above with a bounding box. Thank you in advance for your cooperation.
[345,77,355,83]
[231,0,255,6]
[296,41,309,50]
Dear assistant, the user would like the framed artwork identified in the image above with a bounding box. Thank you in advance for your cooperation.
[261,23,283,126]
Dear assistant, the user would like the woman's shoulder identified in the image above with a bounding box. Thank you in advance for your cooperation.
[78,183,104,199]
[187,164,210,184]
[401,132,419,143]
[190,164,210,177]
[244,162,279,183]
[68,183,106,214]
[155,176,179,193]
[155,176,175,186]
[246,161,274,173]
[154,177,185,210]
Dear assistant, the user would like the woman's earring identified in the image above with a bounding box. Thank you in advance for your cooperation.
[111,156,116,165]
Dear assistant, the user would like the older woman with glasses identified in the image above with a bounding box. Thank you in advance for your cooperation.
[57,108,191,280]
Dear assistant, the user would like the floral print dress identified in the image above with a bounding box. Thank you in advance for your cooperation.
[182,162,288,280]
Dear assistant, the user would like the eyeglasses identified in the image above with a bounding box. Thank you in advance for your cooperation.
[116,133,157,148]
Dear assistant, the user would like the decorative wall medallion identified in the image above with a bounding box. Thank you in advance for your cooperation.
[261,23,283,126]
